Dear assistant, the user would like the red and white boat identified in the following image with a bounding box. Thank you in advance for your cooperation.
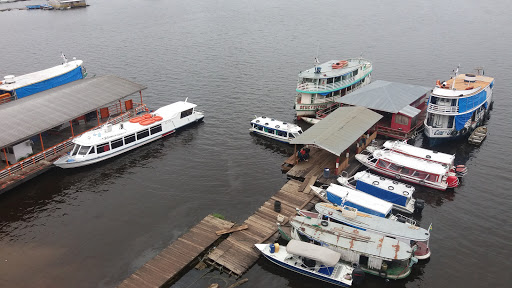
[355,148,459,191]
[381,140,467,177]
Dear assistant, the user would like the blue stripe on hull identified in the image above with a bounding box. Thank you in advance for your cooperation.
[262,254,350,287]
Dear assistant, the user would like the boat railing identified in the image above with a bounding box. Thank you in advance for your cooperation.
[427,103,459,114]
[296,70,371,93]
[391,213,417,226]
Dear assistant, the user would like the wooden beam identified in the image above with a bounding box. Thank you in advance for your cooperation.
[215,224,249,236]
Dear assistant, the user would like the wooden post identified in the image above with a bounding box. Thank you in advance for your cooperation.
[139,91,143,105]
[3,148,9,167]
[70,121,74,137]
[40,133,46,160]
[96,109,100,126]
[294,144,297,164]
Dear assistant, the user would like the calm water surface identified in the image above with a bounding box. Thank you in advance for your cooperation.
[0,0,511,287]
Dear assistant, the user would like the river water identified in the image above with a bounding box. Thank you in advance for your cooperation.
[0,0,511,287]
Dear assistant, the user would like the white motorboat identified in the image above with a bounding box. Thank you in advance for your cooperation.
[249,116,303,144]
[255,240,364,287]
[286,215,418,279]
[294,58,372,119]
[468,126,487,145]
[311,184,393,218]
[313,203,431,260]
[48,0,87,9]
[356,148,460,191]
[54,100,204,168]
[337,171,424,215]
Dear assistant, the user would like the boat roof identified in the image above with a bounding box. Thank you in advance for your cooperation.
[0,60,83,91]
[73,101,193,146]
[315,202,430,241]
[0,75,146,149]
[286,239,341,266]
[337,80,430,114]
[433,73,494,97]
[291,216,412,261]
[290,106,382,155]
[326,184,393,215]
[298,58,371,79]
[354,171,414,198]
[383,140,454,165]
[374,149,449,175]
[251,116,302,132]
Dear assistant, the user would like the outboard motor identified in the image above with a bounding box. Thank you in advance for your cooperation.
[396,215,406,223]
[414,199,425,214]
[351,265,365,286]
[455,165,468,177]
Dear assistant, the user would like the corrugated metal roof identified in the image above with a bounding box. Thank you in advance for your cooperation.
[0,75,146,148]
[290,106,382,155]
[399,105,421,117]
[337,80,431,113]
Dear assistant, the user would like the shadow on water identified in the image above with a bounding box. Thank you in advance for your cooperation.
[250,132,296,156]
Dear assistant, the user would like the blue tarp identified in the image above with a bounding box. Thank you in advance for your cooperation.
[454,111,472,131]
[458,90,487,113]
[15,66,83,99]
[326,191,387,218]
[356,181,407,207]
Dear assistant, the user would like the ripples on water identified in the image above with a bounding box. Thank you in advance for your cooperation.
[0,0,511,287]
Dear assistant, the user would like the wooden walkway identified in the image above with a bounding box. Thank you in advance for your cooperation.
[118,215,234,288]
[206,179,317,276]
[285,147,339,184]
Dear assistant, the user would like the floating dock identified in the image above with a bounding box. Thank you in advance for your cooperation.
[117,214,234,288]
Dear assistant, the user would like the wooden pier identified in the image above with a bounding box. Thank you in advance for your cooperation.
[117,215,234,288]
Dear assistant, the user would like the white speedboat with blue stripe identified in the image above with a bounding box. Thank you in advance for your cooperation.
[249,116,302,143]
[255,240,364,287]
[54,100,204,168]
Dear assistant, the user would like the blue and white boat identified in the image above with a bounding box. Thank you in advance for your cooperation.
[311,183,393,218]
[249,116,303,143]
[337,171,424,215]
[255,240,364,287]
[424,67,494,146]
[54,100,204,168]
[0,54,86,103]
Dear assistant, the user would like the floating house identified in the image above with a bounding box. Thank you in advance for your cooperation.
[337,80,430,140]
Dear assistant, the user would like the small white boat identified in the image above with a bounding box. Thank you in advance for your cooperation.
[249,116,303,143]
[356,148,459,191]
[286,215,417,279]
[468,126,487,145]
[301,117,320,125]
[381,140,467,177]
[54,100,204,168]
[337,171,423,215]
[311,184,393,218]
[313,203,431,260]
[255,240,363,287]
[48,0,87,9]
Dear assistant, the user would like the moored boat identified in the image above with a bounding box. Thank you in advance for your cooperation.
[424,67,494,146]
[355,148,459,190]
[295,57,372,119]
[0,55,86,104]
[337,171,424,215]
[468,126,487,146]
[48,0,87,9]
[249,116,303,144]
[286,215,417,279]
[314,203,431,260]
[54,100,204,168]
[311,184,393,218]
[255,240,363,287]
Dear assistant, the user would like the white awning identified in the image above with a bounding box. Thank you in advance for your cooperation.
[286,239,341,266]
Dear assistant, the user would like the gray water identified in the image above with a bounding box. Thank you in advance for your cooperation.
[0,0,511,287]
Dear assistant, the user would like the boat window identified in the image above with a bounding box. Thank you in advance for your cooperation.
[137,129,150,140]
[289,133,295,138]
[447,116,455,128]
[256,125,263,131]
[96,142,110,154]
[180,108,193,119]
[388,163,401,171]
[150,124,162,135]
[78,145,91,156]
[89,146,96,154]
[395,114,409,125]
[124,134,136,145]
[370,158,378,163]
[266,128,274,134]
[377,160,389,168]
[401,167,410,175]
[276,130,286,137]
[353,69,359,76]
[111,138,124,149]
[71,144,80,156]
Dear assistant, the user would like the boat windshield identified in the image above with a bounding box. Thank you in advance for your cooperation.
[78,145,91,156]
[71,144,80,156]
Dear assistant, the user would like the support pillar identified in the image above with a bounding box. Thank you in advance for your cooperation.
[40,133,46,160]
[96,109,100,126]
[70,121,74,137]
[140,91,143,105]
[3,148,9,167]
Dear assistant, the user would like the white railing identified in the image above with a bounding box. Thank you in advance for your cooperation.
[296,69,372,93]
[427,103,459,114]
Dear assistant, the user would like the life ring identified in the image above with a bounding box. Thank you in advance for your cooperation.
[152,116,163,121]
[405,184,412,188]
[140,119,156,126]
[143,114,152,119]
[255,120,260,123]
[426,155,431,159]
[379,177,385,181]
[372,181,379,185]
[320,220,329,227]
[129,117,143,123]
[392,181,398,185]
[395,174,401,180]
[275,125,280,129]
[388,186,394,190]
[403,191,409,196]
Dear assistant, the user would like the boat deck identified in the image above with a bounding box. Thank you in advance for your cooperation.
[443,74,494,92]
[117,214,234,288]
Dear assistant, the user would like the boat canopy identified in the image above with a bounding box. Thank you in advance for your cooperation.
[374,150,449,175]
[326,184,393,217]
[286,239,341,266]
[383,140,454,165]
[354,171,411,207]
